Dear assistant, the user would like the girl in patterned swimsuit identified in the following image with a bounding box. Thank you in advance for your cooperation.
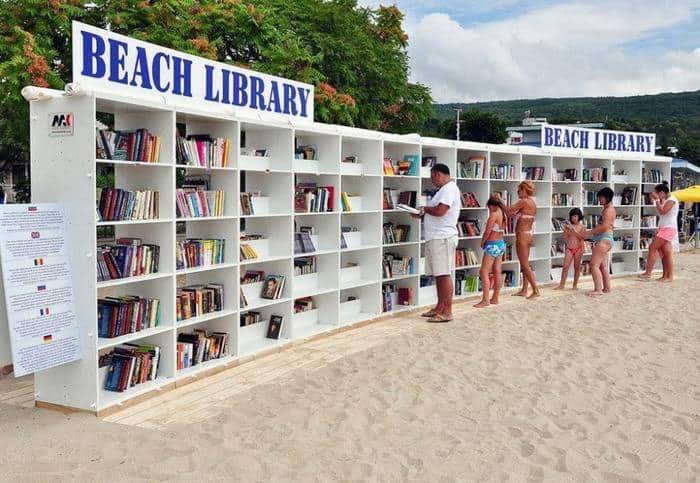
[554,208,586,290]
[474,197,508,308]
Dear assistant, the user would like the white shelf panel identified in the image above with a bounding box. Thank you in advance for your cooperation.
[341,279,380,290]
[178,216,238,222]
[383,274,417,282]
[294,249,337,257]
[242,296,292,311]
[175,262,237,275]
[97,325,172,350]
[294,211,339,217]
[293,322,337,340]
[341,312,377,325]
[240,213,290,219]
[176,165,236,172]
[175,355,235,379]
[240,255,291,266]
[341,245,381,253]
[383,241,418,247]
[177,309,238,329]
[97,219,172,226]
[238,337,289,358]
[99,376,172,410]
[96,159,173,168]
[293,286,338,299]
[97,272,172,289]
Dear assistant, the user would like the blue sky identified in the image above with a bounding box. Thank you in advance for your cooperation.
[359,0,700,102]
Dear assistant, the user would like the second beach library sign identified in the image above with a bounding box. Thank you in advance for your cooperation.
[73,22,315,121]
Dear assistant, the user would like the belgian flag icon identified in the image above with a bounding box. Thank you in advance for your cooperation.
[34,258,44,266]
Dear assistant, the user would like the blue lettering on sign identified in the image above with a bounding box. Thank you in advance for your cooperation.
[544,127,554,146]
[75,24,315,120]
[543,126,654,153]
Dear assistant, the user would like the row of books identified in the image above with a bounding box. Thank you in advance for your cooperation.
[101,343,161,392]
[616,186,638,205]
[176,189,225,218]
[177,329,229,370]
[456,270,516,290]
[96,128,161,162]
[239,242,259,261]
[382,284,412,311]
[383,222,411,244]
[97,296,161,339]
[583,167,608,182]
[642,168,663,184]
[458,219,481,237]
[457,156,486,179]
[383,156,418,176]
[641,215,657,228]
[238,312,284,339]
[295,184,334,213]
[583,190,601,206]
[490,163,516,180]
[382,254,414,279]
[554,169,578,182]
[176,239,225,270]
[241,270,265,284]
[522,166,546,181]
[294,230,317,254]
[455,248,479,267]
[97,240,160,282]
[176,283,224,321]
[422,156,437,168]
[98,188,160,221]
[419,275,435,287]
[294,297,315,313]
[552,193,576,206]
[240,311,262,326]
[295,144,317,160]
[176,135,231,168]
[461,191,480,208]
[383,189,416,210]
[240,192,261,216]
[294,257,316,276]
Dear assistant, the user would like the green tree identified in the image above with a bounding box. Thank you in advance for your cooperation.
[0,0,433,168]
[432,110,508,144]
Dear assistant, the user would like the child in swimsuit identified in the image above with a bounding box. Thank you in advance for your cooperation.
[474,197,508,308]
[555,208,586,290]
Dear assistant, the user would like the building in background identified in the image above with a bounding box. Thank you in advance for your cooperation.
[672,158,700,190]
[506,113,603,146]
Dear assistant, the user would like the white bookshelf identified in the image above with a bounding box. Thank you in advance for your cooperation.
[28,91,671,413]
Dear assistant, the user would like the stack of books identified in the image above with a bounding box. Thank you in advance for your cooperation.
[490,163,515,180]
[583,167,608,182]
[97,239,160,282]
[455,248,479,267]
[554,169,578,181]
[457,219,481,237]
[294,229,316,254]
[458,156,486,179]
[294,183,334,213]
[294,257,316,276]
[101,344,161,392]
[176,135,230,168]
[240,192,262,216]
[240,311,261,326]
[176,239,225,270]
[522,166,545,180]
[461,192,480,208]
[642,168,663,183]
[176,283,224,321]
[97,296,161,339]
[98,188,160,221]
[383,155,418,176]
[382,253,413,279]
[294,297,314,313]
[382,222,411,243]
[176,188,225,218]
[177,330,228,369]
[552,193,575,206]
[241,270,265,284]
[96,128,161,163]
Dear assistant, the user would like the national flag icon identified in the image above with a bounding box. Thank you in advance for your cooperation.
[34,258,44,266]
[37,285,46,291]
[42,334,53,343]
[39,308,50,316]
[28,206,38,212]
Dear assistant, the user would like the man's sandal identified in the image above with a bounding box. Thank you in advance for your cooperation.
[427,314,452,323]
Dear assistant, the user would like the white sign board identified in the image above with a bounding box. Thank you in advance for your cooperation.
[72,21,314,122]
[0,204,81,377]
[541,124,656,155]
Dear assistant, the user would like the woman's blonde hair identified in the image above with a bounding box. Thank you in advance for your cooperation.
[518,181,535,196]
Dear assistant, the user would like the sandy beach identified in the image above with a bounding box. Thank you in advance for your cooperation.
[0,253,699,482]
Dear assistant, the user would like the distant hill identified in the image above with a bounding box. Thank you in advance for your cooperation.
[434,90,700,125]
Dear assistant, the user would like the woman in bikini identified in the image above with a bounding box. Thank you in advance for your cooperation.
[585,187,615,296]
[474,197,508,308]
[554,208,586,290]
[501,181,540,299]
[638,181,678,282]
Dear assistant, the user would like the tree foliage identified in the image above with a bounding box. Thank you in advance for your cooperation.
[0,0,433,164]
[422,110,508,144]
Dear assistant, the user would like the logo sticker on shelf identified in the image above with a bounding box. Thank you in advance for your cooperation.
[49,112,74,136]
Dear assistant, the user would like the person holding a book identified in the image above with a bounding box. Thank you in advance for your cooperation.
[638,181,679,282]
[474,197,508,308]
[585,187,616,296]
[499,181,540,299]
[414,164,461,323]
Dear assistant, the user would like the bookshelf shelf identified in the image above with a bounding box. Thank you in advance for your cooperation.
[27,88,671,414]
[97,326,173,350]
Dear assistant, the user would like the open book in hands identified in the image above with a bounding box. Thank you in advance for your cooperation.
[396,204,421,215]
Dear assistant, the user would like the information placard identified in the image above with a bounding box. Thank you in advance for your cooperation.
[0,204,81,377]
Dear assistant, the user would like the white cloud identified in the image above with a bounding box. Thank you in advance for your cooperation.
[371,0,700,102]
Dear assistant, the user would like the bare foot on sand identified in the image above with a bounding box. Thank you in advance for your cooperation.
[553,285,565,291]
[512,291,528,297]
[657,277,672,283]
[473,300,490,308]
[490,297,499,305]
[527,291,540,300]
[587,290,603,297]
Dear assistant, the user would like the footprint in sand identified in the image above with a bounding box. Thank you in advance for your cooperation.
[509,427,523,438]
[521,441,535,458]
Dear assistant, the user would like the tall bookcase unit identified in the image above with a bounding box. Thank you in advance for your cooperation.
[28,91,671,413]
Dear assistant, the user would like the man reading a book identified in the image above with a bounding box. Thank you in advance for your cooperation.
[414,164,460,322]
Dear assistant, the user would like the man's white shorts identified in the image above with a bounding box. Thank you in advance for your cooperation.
[425,236,457,276]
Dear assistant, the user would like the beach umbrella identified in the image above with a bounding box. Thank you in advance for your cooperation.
[672,185,700,202]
